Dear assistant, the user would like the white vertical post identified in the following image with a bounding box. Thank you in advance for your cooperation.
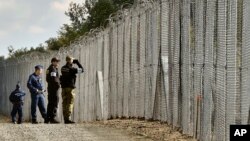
[97,71,104,119]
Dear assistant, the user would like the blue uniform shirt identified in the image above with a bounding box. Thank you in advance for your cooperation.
[27,73,44,94]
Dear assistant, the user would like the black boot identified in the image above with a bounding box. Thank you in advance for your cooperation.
[50,118,60,124]
[44,118,50,124]
[17,120,22,124]
[32,119,38,124]
[64,119,75,124]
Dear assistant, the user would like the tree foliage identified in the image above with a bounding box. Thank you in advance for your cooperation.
[7,0,134,59]
[46,0,131,51]
[8,44,47,58]
[87,0,116,29]
[113,0,134,8]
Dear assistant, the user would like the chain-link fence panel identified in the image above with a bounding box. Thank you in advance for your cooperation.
[201,0,216,140]
[180,0,192,136]
[160,0,169,123]
[139,6,146,118]
[215,0,227,140]
[123,13,131,118]
[225,0,237,141]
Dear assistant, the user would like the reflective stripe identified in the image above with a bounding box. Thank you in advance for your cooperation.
[51,72,56,77]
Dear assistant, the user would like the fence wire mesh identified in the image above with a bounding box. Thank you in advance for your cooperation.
[0,0,250,140]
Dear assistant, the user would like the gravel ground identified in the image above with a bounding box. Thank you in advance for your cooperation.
[0,115,151,141]
[0,115,195,141]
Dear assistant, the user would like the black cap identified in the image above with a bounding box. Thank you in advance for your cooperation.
[16,81,20,89]
[35,65,43,70]
[51,57,60,63]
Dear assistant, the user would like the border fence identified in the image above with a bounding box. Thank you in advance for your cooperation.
[0,0,250,140]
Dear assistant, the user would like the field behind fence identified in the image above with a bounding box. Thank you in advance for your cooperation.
[0,0,250,140]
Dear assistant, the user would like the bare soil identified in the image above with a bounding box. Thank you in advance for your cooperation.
[85,119,196,141]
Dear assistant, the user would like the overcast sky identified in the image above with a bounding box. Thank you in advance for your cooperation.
[0,0,84,57]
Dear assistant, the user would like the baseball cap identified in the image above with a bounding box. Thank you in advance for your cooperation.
[16,81,20,89]
[35,65,43,70]
[51,57,60,62]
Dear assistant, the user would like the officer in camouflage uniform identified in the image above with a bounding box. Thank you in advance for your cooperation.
[60,56,84,124]
[46,57,60,123]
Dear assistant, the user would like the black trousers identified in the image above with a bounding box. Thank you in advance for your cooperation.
[11,104,23,122]
[47,87,59,119]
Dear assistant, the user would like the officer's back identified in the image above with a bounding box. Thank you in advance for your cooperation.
[9,84,26,104]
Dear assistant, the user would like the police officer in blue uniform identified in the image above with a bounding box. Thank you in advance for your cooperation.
[9,82,26,124]
[27,65,48,124]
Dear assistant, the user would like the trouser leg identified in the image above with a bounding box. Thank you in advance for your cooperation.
[31,94,38,120]
[17,105,23,123]
[47,88,59,120]
[38,95,47,119]
[11,105,18,122]
[62,88,75,120]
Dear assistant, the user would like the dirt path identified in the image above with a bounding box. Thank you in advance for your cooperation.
[0,115,195,141]
[89,119,196,141]
[0,116,151,141]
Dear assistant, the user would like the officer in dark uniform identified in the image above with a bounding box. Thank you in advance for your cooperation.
[9,82,26,124]
[27,65,48,124]
[60,56,84,124]
[46,57,60,123]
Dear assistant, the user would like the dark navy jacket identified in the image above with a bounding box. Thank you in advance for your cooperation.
[27,73,44,94]
[9,88,26,104]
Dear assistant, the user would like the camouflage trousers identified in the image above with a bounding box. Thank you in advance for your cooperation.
[61,88,75,120]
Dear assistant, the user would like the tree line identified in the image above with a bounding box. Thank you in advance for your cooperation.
[4,0,134,59]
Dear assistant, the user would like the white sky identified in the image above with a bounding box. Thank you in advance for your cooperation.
[0,0,84,57]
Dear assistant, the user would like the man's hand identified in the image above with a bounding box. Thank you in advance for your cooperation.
[77,68,84,73]
[73,59,79,64]
[73,59,84,73]
[37,89,46,93]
